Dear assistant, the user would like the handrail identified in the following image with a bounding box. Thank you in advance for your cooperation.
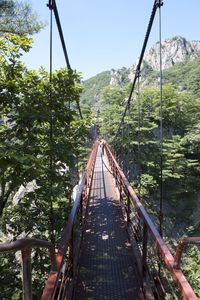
[41,175,86,300]
[0,238,56,300]
[41,139,99,300]
[0,238,55,263]
[104,142,198,300]
[174,237,200,269]
[0,139,99,300]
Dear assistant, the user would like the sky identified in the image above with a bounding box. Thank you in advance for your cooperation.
[23,0,200,80]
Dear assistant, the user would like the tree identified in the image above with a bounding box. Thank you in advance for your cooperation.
[99,83,200,226]
[0,33,93,298]
[0,0,44,35]
[0,33,33,216]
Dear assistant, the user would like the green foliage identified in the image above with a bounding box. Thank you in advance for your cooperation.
[0,0,44,36]
[99,81,200,218]
[163,52,200,97]
[0,29,200,296]
[98,76,200,295]
[181,246,200,298]
[81,71,111,109]
[0,33,92,298]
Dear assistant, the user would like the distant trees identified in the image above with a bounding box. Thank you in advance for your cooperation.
[100,83,200,219]
[100,82,200,296]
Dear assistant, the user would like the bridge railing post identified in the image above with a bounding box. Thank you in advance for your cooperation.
[22,248,32,300]
[114,166,117,187]
[80,194,83,226]
[127,193,131,224]
[71,227,74,279]
[174,237,200,269]
[0,238,56,300]
[119,177,122,202]
[142,222,148,282]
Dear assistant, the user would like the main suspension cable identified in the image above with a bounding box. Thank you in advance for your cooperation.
[113,0,162,141]
[47,0,70,69]
[47,0,83,119]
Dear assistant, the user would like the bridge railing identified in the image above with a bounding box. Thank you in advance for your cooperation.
[41,139,99,300]
[0,238,56,300]
[105,142,198,300]
[0,140,99,300]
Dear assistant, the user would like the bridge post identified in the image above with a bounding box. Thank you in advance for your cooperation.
[127,194,131,224]
[80,194,83,226]
[113,164,116,186]
[142,222,148,282]
[21,248,32,300]
[119,178,122,202]
[70,228,74,279]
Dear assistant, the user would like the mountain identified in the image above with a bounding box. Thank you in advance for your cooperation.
[81,36,200,108]
[128,36,200,81]
[142,36,200,71]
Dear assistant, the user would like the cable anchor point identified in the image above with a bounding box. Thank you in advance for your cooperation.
[136,68,141,79]
[155,0,164,8]
[47,0,54,10]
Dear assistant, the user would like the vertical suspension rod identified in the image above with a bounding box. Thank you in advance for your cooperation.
[114,0,163,140]
[49,4,55,245]
[137,73,141,199]
[158,0,164,237]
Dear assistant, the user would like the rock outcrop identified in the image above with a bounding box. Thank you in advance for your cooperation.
[144,36,200,71]
[111,36,200,85]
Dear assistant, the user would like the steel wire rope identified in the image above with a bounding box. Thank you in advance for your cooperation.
[121,120,125,171]
[127,101,131,180]
[113,0,162,142]
[158,0,164,239]
[137,73,141,200]
[49,4,55,245]
[156,0,164,280]
[47,0,83,119]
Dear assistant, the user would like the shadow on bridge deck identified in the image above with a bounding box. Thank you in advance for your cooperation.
[73,147,142,300]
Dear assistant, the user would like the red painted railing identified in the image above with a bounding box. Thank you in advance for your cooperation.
[41,139,99,300]
[0,238,56,300]
[0,140,99,300]
[1,139,198,299]
[105,142,198,300]
[174,237,200,269]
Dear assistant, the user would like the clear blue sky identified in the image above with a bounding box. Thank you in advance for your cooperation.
[23,0,200,80]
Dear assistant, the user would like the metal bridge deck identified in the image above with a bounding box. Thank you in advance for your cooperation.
[74,147,142,300]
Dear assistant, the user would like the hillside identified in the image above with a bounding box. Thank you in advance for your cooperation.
[81,71,110,109]
[81,36,200,109]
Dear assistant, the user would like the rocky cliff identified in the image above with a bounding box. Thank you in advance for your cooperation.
[144,36,200,70]
[82,36,200,106]
[111,36,200,85]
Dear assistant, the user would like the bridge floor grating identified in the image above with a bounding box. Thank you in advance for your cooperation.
[73,147,142,300]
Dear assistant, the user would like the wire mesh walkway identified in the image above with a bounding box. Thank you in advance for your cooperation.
[73,146,142,300]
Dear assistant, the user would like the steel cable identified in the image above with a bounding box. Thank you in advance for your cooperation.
[137,74,141,199]
[113,0,163,141]
[49,5,55,245]
[47,0,83,119]
[158,0,164,238]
